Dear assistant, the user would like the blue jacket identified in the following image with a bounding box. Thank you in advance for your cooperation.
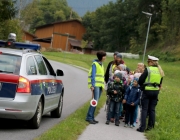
[124,86,141,105]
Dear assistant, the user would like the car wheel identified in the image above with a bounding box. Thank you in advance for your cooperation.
[51,94,63,118]
[29,98,43,129]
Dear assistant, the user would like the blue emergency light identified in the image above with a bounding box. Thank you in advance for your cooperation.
[0,40,41,51]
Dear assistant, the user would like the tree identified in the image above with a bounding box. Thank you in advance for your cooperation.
[21,0,80,33]
[0,19,22,41]
[0,0,22,41]
[0,0,17,21]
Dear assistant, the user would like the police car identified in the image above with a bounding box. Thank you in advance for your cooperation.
[0,33,64,129]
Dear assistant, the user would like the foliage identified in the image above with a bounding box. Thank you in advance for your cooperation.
[0,19,23,41]
[82,0,180,60]
[0,0,17,21]
[0,0,22,41]
[21,0,80,33]
[81,40,88,48]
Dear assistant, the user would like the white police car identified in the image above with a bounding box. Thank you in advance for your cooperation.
[0,35,64,129]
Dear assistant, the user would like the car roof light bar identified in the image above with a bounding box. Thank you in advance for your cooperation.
[15,42,41,50]
[0,40,41,51]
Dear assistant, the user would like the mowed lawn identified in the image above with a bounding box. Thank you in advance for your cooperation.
[40,52,180,140]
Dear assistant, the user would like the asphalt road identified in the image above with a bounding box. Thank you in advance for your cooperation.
[0,60,91,140]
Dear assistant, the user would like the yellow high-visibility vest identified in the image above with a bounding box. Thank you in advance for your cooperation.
[144,66,162,90]
[88,61,105,88]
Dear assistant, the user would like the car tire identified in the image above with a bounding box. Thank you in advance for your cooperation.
[28,98,43,129]
[51,94,63,118]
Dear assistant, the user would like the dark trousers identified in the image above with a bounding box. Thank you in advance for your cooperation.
[125,104,135,125]
[140,90,159,131]
[107,100,120,122]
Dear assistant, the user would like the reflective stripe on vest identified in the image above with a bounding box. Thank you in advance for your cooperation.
[88,61,105,88]
[144,67,161,90]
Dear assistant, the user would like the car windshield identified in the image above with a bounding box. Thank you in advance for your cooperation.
[0,53,22,75]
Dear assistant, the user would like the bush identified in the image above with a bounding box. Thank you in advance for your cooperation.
[167,57,176,62]
[45,48,61,52]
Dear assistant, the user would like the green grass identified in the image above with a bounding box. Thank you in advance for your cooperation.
[36,52,180,140]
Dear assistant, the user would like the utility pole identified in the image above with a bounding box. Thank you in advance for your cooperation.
[70,8,72,19]
[142,11,152,63]
[18,0,22,19]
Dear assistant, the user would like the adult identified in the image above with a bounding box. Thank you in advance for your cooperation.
[137,55,164,132]
[86,51,106,124]
[113,53,125,71]
[104,51,119,84]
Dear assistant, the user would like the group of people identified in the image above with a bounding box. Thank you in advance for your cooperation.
[86,50,164,133]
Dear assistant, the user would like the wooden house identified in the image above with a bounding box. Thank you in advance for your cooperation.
[22,30,37,42]
[33,19,86,51]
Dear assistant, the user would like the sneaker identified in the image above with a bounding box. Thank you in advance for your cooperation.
[124,124,128,127]
[136,119,138,123]
[130,125,133,128]
[93,120,99,123]
[133,122,136,127]
[115,121,120,126]
[86,120,96,124]
[106,120,110,125]
[137,128,144,132]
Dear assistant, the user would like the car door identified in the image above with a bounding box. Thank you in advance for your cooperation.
[34,55,52,112]
[42,57,59,109]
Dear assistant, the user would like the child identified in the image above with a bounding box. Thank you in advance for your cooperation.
[106,73,124,126]
[123,77,141,128]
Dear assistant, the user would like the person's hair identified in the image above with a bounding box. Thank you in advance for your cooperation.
[151,61,165,77]
[114,51,119,56]
[96,51,106,61]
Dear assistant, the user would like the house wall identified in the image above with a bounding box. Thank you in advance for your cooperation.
[34,20,86,51]
[39,42,51,48]
[52,21,86,50]
[22,32,34,42]
[35,25,54,38]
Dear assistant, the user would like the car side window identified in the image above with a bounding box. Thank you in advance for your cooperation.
[43,57,56,76]
[26,56,37,75]
[34,55,47,75]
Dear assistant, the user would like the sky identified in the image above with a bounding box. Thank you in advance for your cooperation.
[67,0,117,17]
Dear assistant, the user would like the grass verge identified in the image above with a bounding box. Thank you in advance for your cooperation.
[36,52,180,140]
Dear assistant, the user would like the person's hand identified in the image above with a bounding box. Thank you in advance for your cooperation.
[91,87,94,99]
[159,85,162,91]
[131,102,134,106]
[90,86,94,91]
[114,90,117,94]
[122,99,126,104]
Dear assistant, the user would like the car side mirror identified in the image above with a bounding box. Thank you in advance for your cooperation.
[56,69,64,76]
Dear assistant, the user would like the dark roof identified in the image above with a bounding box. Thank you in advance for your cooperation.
[33,37,52,43]
[68,39,94,49]
[69,38,81,48]
[84,41,93,49]
[23,30,37,38]
[36,19,82,29]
